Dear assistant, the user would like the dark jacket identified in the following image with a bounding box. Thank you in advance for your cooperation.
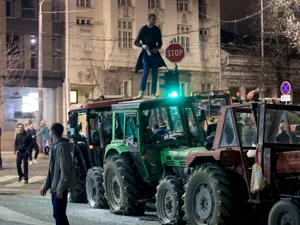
[27,128,37,142]
[43,138,77,193]
[134,25,167,74]
[15,131,32,153]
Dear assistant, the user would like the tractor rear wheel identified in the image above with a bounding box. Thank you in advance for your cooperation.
[68,146,88,203]
[86,167,108,208]
[156,176,185,224]
[103,154,141,215]
[268,200,300,225]
[183,163,232,225]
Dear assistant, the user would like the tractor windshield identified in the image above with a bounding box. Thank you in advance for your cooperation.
[194,96,230,117]
[142,106,184,135]
[264,108,300,145]
[233,107,257,148]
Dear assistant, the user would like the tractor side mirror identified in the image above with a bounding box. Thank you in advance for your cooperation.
[197,110,206,123]
[69,113,77,128]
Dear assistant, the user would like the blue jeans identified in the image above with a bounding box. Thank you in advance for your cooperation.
[140,52,159,94]
[52,191,69,225]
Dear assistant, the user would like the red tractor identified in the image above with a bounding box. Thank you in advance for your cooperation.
[184,102,300,225]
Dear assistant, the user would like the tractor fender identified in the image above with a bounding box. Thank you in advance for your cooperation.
[104,143,129,160]
[185,150,240,168]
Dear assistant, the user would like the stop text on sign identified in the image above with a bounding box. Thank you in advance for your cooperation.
[166,49,184,57]
[165,43,185,63]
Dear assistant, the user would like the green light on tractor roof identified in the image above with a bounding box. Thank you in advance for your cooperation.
[168,91,178,98]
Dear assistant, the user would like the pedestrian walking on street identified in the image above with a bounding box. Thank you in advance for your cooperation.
[37,120,50,156]
[40,123,77,225]
[14,123,32,184]
[27,122,39,165]
[134,13,167,99]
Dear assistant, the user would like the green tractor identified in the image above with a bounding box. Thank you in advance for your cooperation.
[97,96,208,223]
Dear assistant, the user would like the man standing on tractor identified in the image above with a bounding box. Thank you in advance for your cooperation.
[134,13,167,99]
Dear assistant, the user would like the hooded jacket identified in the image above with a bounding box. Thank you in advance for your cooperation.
[43,138,77,193]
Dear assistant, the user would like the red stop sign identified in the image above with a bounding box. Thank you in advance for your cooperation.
[165,43,185,63]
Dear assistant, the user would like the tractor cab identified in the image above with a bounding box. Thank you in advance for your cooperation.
[192,90,232,137]
[105,96,207,182]
[67,98,128,203]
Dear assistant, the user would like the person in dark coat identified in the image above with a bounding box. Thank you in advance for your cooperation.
[134,13,167,99]
[27,122,39,165]
[15,123,32,183]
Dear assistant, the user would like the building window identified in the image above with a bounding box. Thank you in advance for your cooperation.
[22,93,38,113]
[22,0,37,19]
[77,0,91,7]
[6,0,14,17]
[70,90,78,104]
[177,25,190,52]
[177,0,189,12]
[148,0,160,8]
[118,0,131,6]
[199,0,207,19]
[52,37,62,71]
[180,82,187,96]
[199,29,208,36]
[118,21,133,49]
[77,17,93,25]
[201,83,211,91]
[52,0,61,21]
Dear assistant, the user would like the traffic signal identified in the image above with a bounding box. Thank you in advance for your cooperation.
[159,70,180,97]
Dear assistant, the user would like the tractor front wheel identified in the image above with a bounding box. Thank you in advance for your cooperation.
[183,163,233,225]
[268,200,300,225]
[86,167,108,208]
[156,176,185,224]
[103,154,141,215]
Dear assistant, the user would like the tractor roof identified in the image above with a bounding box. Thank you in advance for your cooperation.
[69,98,129,112]
[112,96,195,111]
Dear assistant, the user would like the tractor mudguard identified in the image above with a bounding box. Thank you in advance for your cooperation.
[185,150,240,168]
[104,143,129,159]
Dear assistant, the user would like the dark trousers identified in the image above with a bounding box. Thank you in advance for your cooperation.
[29,142,39,161]
[52,191,69,225]
[16,151,28,180]
[140,52,159,94]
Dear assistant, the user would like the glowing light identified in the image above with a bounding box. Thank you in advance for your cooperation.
[168,91,178,98]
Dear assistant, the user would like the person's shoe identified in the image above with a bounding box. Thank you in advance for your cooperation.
[18,176,22,182]
[29,160,33,165]
[24,180,28,184]
[33,159,38,164]
[151,94,157,99]
[133,90,143,100]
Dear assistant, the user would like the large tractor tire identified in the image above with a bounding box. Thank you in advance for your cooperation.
[268,200,300,225]
[68,146,88,203]
[103,154,142,215]
[86,167,108,208]
[156,176,185,224]
[183,163,233,225]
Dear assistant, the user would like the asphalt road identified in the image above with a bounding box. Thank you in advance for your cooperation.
[0,152,159,225]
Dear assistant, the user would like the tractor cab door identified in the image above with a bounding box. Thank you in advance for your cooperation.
[124,113,149,181]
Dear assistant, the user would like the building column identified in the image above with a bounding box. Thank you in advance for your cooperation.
[240,82,246,100]
[56,87,63,124]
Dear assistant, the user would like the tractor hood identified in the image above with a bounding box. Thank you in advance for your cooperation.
[160,146,208,167]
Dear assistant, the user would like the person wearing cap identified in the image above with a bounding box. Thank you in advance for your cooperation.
[37,121,51,156]
[134,13,167,99]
